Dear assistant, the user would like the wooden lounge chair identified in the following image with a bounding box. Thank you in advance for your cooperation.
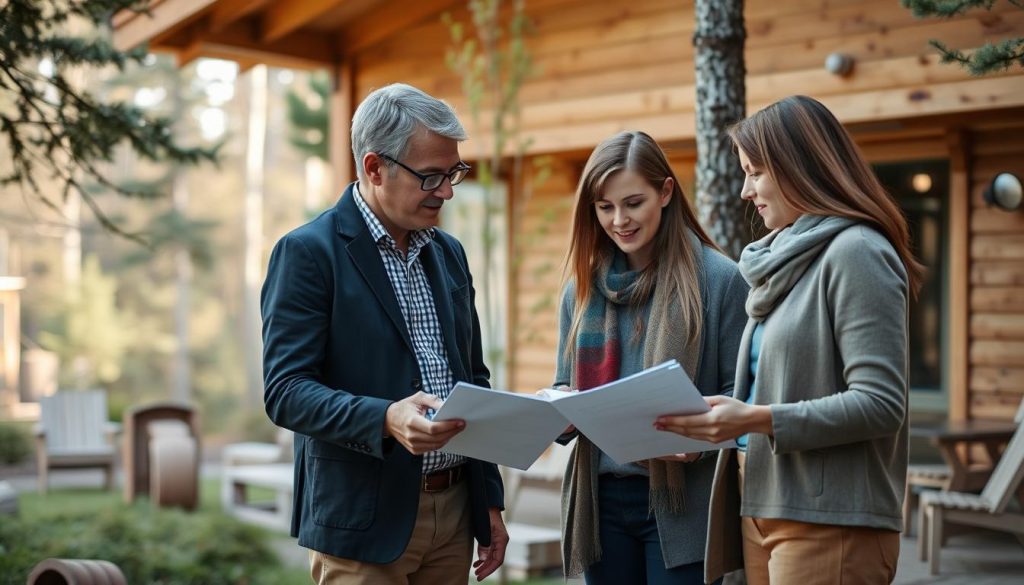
[918,415,1024,575]
[34,390,119,493]
[904,400,1024,534]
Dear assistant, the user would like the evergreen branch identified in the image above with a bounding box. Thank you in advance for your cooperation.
[1,0,217,239]
[901,0,998,18]
[930,38,1024,74]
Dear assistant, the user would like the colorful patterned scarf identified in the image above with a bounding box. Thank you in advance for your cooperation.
[562,231,705,576]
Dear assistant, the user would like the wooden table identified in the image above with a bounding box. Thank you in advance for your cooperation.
[909,419,1018,492]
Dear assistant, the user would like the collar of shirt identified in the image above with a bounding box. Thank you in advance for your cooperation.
[352,183,435,259]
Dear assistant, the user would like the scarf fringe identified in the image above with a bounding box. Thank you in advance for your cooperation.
[649,484,687,515]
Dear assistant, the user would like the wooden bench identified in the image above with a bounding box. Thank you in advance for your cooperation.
[222,462,294,531]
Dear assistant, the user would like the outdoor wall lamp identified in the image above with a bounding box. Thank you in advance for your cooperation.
[983,172,1023,212]
[825,52,855,77]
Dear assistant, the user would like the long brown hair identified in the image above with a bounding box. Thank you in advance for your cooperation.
[563,131,720,354]
[728,95,924,294]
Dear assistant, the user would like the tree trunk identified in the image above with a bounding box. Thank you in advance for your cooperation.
[694,0,750,259]
[243,65,268,409]
[171,169,192,403]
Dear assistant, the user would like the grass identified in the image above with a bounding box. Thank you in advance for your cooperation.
[13,477,560,584]
[14,478,309,585]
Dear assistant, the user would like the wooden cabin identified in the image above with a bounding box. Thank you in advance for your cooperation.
[114,0,1024,422]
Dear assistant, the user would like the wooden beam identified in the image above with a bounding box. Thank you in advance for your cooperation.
[112,0,168,28]
[260,0,345,43]
[970,340,1024,367]
[972,235,1024,260]
[175,37,205,68]
[971,367,1024,393]
[948,130,970,421]
[182,21,336,70]
[112,0,219,51]
[209,0,273,32]
[971,261,1024,286]
[329,60,357,194]
[814,76,1024,127]
[971,288,1024,313]
[338,0,454,54]
[971,314,1024,339]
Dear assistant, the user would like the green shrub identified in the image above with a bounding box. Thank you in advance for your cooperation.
[0,502,291,585]
[0,422,32,465]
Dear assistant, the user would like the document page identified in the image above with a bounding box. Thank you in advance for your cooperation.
[432,384,569,470]
[431,360,734,469]
[548,360,735,464]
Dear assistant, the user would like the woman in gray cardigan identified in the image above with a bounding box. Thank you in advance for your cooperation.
[656,96,923,585]
[553,131,748,584]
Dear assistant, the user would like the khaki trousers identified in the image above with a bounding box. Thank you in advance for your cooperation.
[736,452,899,585]
[309,480,473,585]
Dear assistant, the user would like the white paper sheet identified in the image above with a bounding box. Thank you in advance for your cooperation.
[432,360,734,469]
[432,385,570,470]
[547,361,736,464]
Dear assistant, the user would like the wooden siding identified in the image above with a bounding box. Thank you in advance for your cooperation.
[507,150,696,392]
[967,120,1024,420]
[349,0,1024,155]
[340,0,1024,404]
[116,0,1024,416]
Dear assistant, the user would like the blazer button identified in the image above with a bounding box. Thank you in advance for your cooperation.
[411,379,423,391]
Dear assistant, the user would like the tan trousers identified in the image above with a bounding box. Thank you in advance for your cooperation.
[309,480,473,585]
[736,452,900,585]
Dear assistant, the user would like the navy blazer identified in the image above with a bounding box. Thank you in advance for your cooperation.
[261,183,504,563]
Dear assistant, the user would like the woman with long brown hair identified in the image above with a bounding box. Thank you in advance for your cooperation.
[554,131,748,584]
[657,95,921,584]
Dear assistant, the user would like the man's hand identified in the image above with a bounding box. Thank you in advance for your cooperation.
[384,392,465,455]
[654,395,773,443]
[473,507,508,581]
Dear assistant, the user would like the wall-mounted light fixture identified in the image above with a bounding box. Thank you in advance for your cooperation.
[911,173,932,193]
[983,172,1023,212]
[825,52,855,77]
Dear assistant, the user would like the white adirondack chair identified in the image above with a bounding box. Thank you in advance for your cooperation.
[35,390,120,493]
[918,415,1024,575]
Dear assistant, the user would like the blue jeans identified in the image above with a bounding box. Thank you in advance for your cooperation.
[585,475,720,585]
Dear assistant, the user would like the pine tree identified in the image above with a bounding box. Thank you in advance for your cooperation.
[0,0,217,240]
[902,0,1024,74]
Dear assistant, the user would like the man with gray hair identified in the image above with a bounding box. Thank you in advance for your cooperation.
[262,83,507,584]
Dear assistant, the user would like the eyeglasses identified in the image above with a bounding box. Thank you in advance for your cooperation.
[379,154,471,191]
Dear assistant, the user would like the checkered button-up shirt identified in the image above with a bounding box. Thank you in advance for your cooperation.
[353,185,465,474]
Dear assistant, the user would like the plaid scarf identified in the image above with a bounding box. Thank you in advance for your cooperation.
[561,231,705,577]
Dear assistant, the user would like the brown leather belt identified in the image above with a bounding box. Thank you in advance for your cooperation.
[422,465,466,493]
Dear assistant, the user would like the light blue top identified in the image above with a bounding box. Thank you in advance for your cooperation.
[736,322,764,450]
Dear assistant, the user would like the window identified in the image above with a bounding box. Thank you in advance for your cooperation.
[873,160,949,409]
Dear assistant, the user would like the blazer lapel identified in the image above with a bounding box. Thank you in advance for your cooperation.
[336,186,415,355]
[421,241,467,381]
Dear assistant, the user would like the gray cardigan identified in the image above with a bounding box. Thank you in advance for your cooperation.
[555,245,749,568]
[704,225,910,582]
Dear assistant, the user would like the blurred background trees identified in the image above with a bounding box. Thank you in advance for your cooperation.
[1,3,330,443]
